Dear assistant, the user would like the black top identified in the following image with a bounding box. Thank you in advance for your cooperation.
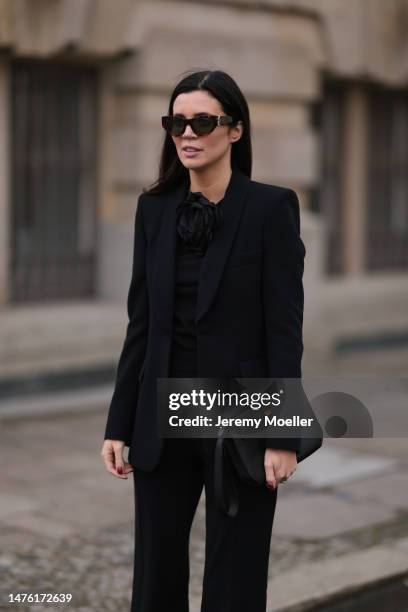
[169,190,224,376]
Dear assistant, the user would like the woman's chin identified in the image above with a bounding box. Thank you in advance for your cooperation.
[181,160,214,174]
[180,155,207,167]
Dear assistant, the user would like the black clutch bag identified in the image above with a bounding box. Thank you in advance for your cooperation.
[214,380,323,517]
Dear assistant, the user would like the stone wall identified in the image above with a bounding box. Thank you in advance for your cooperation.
[0,0,407,354]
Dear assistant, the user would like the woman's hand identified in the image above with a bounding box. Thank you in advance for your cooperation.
[264,448,297,490]
[101,439,134,479]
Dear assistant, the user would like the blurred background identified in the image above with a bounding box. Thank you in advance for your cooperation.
[0,1,407,611]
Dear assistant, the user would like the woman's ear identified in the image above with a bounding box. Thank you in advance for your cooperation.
[231,120,244,143]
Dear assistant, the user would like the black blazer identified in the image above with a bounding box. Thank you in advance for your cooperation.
[104,168,306,470]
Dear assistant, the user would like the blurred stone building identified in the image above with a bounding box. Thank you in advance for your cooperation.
[0,0,407,386]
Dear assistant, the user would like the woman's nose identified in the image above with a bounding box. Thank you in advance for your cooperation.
[181,124,196,137]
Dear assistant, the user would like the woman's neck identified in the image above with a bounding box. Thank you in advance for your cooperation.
[188,167,232,205]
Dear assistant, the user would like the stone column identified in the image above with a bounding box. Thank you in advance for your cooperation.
[0,60,10,306]
[342,85,368,276]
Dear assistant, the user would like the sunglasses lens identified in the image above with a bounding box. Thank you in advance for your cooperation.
[162,116,184,136]
[162,115,217,136]
[192,116,215,135]
[171,116,186,136]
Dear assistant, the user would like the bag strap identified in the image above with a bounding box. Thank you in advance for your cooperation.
[214,437,239,518]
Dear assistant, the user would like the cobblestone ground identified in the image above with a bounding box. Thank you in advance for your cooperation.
[2,500,408,612]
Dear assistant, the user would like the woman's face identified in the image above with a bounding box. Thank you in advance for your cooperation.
[171,90,243,172]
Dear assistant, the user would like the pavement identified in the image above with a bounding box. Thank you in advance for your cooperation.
[1,347,408,611]
[1,415,408,612]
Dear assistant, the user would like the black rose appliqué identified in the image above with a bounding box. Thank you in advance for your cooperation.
[176,191,224,254]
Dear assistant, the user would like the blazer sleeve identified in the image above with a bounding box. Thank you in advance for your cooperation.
[104,194,149,446]
[262,188,306,452]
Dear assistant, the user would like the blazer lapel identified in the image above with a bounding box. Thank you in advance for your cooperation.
[152,168,251,332]
[195,168,251,324]
[152,177,189,333]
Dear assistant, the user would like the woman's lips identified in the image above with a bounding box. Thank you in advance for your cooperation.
[182,148,202,157]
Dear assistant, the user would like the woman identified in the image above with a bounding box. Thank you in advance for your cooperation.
[101,69,305,612]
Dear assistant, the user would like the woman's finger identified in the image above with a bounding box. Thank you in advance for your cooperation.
[264,461,277,490]
[123,461,134,474]
[113,446,127,478]
[101,444,115,471]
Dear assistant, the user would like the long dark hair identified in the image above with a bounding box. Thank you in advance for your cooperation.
[144,69,252,195]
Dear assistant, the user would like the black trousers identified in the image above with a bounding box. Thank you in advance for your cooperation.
[130,436,278,612]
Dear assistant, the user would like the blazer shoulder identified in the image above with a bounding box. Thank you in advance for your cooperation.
[249,178,297,204]
[138,191,159,207]
[136,190,168,224]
